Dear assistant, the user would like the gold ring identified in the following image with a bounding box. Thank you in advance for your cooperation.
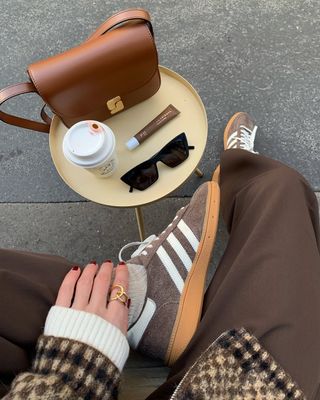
[109,284,130,307]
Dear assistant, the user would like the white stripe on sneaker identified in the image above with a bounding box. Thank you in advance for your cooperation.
[127,298,156,349]
[177,220,199,252]
[227,138,238,148]
[167,232,193,272]
[156,246,184,293]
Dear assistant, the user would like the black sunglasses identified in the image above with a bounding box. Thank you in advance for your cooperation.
[121,132,194,192]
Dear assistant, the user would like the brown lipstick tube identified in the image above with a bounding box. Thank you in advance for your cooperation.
[125,104,180,150]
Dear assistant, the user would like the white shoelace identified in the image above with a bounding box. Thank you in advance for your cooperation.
[227,125,258,153]
[118,206,186,262]
[118,235,157,262]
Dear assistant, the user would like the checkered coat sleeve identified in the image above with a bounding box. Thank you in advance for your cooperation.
[170,328,306,400]
[3,329,306,399]
[3,335,121,400]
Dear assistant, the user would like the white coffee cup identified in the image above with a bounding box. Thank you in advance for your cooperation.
[62,120,118,178]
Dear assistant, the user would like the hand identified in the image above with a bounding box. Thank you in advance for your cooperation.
[55,261,129,335]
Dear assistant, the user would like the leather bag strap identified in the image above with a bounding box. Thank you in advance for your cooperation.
[40,104,52,125]
[0,9,152,133]
[0,82,50,133]
[87,8,152,41]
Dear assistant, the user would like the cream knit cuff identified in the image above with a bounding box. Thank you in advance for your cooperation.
[44,306,129,371]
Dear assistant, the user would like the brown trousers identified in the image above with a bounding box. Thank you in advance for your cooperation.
[0,150,320,399]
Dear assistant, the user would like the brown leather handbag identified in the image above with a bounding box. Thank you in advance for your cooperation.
[0,9,161,133]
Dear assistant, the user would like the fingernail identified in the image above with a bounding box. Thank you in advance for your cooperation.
[71,266,79,271]
[90,260,97,265]
[104,259,112,263]
[119,261,126,265]
[127,298,131,309]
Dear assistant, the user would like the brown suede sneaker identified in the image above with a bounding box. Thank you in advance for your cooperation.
[223,112,258,152]
[211,112,258,183]
[123,179,220,366]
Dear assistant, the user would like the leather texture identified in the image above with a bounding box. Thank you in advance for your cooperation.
[0,82,51,133]
[0,8,161,133]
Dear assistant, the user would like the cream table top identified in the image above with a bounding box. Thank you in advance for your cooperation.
[49,66,208,208]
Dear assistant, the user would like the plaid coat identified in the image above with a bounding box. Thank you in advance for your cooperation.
[4,328,305,400]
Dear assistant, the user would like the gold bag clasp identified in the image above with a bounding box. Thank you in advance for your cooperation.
[107,96,124,114]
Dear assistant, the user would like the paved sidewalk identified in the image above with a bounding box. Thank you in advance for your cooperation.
[0,0,319,202]
[0,198,229,274]
[1,1,319,398]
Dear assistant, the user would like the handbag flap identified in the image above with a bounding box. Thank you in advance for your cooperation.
[27,23,158,118]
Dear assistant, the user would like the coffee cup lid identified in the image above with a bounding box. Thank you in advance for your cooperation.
[67,124,105,157]
[63,121,115,168]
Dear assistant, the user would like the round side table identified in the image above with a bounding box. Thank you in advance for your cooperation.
[49,66,208,240]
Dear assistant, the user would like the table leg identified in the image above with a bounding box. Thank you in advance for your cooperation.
[194,167,204,178]
[135,207,145,241]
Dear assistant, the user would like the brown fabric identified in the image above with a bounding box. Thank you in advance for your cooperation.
[0,249,71,396]
[148,149,320,400]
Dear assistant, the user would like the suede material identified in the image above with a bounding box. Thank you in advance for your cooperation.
[171,226,197,261]
[129,182,210,361]
[148,150,320,400]
[129,205,188,268]
[138,249,180,359]
[139,300,179,360]
[161,236,192,279]
[129,182,208,270]
[224,112,256,149]
[181,182,208,243]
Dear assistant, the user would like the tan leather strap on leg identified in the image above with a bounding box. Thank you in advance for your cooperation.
[0,82,50,133]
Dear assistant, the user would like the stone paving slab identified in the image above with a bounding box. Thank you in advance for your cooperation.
[0,0,319,203]
[120,351,169,400]
[0,193,318,270]
[0,198,228,272]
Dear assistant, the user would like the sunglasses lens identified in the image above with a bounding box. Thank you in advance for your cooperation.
[121,133,193,192]
[121,161,158,191]
[160,137,189,167]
